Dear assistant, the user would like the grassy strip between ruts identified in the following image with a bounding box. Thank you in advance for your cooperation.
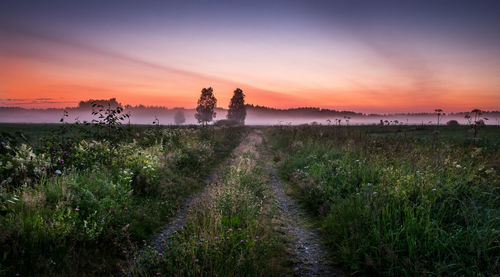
[0,126,245,276]
[266,125,500,276]
[132,135,291,276]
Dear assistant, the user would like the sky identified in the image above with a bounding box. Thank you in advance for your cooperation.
[0,0,499,113]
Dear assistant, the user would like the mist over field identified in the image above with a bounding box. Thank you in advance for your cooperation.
[1,101,498,126]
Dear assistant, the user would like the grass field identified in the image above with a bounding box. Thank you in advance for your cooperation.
[267,125,500,275]
[0,123,245,275]
[1,123,499,276]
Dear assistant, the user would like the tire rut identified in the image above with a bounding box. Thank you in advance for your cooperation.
[262,138,346,276]
[125,130,259,275]
[127,130,346,276]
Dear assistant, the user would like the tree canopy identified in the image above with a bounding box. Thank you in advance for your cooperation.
[227,88,246,125]
[195,87,217,125]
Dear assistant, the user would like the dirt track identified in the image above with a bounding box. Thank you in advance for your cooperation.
[129,130,345,276]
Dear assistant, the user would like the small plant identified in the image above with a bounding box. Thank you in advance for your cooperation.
[89,101,130,141]
[343,116,351,126]
[434,108,445,126]
[152,115,160,126]
[465,109,489,143]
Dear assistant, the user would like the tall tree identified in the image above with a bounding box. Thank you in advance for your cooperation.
[174,109,186,125]
[227,88,246,125]
[195,87,217,125]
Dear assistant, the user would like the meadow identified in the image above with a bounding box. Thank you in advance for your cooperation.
[0,122,499,276]
[0,122,245,275]
[267,125,500,275]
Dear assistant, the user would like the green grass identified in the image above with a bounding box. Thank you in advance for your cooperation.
[0,125,245,276]
[2,123,499,276]
[267,125,500,276]
[133,148,289,276]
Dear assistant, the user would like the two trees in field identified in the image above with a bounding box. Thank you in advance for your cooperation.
[195,87,246,126]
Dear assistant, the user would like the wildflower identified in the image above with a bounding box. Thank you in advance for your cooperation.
[194,259,199,263]
[367,183,372,187]
[55,170,62,175]
[41,167,46,171]
[240,240,244,243]
[228,228,233,232]
[156,272,161,276]
[436,181,442,186]
[432,188,437,191]
[158,253,163,257]
[215,236,219,240]
[456,164,462,168]
[372,192,377,196]
[59,159,64,164]
[74,208,79,211]
[237,227,242,231]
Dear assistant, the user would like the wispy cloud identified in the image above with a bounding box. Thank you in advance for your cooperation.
[0,97,76,106]
[0,23,305,106]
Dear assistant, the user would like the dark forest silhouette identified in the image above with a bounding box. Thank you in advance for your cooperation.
[0,97,499,125]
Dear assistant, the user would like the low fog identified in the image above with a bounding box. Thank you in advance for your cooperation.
[1,106,498,126]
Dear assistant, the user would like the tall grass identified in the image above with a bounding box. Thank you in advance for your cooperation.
[133,149,289,276]
[267,125,500,276]
[0,126,244,276]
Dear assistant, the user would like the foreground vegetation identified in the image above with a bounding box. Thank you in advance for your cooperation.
[133,132,289,276]
[1,121,499,276]
[0,123,244,275]
[267,125,500,275]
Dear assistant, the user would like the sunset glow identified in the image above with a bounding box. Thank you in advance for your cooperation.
[1,0,499,113]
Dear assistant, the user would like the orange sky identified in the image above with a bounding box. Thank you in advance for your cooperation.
[1,1,500,113]
[1,50,498,113]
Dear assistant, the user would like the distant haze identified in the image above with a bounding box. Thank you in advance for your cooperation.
[1,100,498,125]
